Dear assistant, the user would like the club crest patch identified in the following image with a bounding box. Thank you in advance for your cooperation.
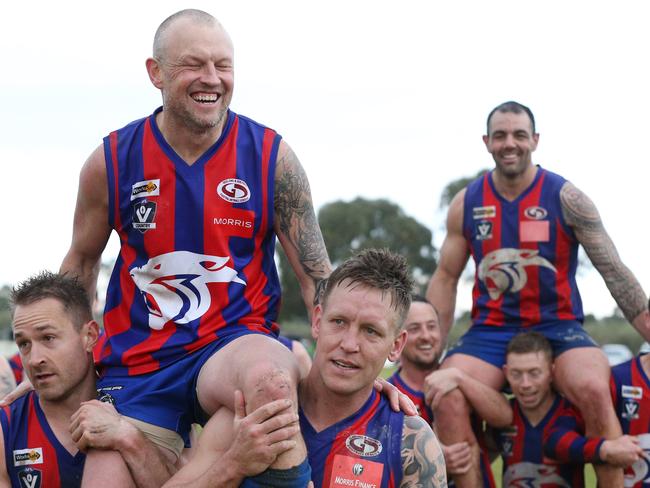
[217,179,251,203]
[133,201,157,233]
[622,398,640,420]
[345,434,382,457]
[18,467,41,488]
[475,221,493,241]
[524,206,548,220]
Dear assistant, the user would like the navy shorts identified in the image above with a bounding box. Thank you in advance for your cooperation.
[96,328,272,446]
[446,321,598,368]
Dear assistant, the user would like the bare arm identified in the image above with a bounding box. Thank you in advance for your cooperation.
[426,190,470,343]
[560,182,650,338]
[400,415,447,487]
[274,141,332,316]
[60,145,112,298]
[0,422,11,488]
[423,368,512,428]
[70,400,174,487]
[163,391,299,488]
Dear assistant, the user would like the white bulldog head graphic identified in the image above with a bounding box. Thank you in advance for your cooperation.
[478,248,557,301]
[130,250,246,330]
[504,462,570,488]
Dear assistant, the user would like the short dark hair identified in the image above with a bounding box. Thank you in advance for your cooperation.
[153,9,218,60]
[11,271,93,330]
[323,249,413,330]
[410,294,439,319]
[486,101,536,135]
[506,331,552,361]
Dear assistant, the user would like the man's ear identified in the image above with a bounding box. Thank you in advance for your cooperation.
[387,330,407,363]
[311,304,323,341]
[81,320,100,353]
[146,57,164,89]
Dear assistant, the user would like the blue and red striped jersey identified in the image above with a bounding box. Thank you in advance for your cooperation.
[386,370,434,424]
[495,396,586,487]
[100,108,283,376]
[8,353,22,385]
[300,390,404,487]
[610,357,650,487]
[463,168,583,328]
[0,391,85,487]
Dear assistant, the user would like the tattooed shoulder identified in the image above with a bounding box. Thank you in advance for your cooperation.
[559,182,602,231]
[400,415,447,487]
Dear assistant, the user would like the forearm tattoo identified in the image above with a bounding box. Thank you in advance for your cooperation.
[401,415,447,487]
[274,146,331,293]
[560,183,647,322]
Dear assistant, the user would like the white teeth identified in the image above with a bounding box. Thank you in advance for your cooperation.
[193,94,218,103]
[334,360,355,369]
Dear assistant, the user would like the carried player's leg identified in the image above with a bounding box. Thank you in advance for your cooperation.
[434,353,504,488]
[554,347,623,486]
[197,334,309,484]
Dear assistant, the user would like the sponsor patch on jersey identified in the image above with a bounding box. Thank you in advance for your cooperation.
[475,221,493,240]
[345,434,383,457]
[18,467,41,488]
[212,208,255,238]
[330,454,383,488]
[131,179,160,201]
[133,201,157,232]
[13,448,43,466]
[519,220,549,242]
[622,398,640,420]
[217,178,251,203]
[524,206,548,220]
[473,205,496,219]
[622,385,643,399]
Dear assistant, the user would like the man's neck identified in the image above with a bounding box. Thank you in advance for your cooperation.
[398,362,437,392]
[640,354,650,377]
[299,374,374,432]
[155,110,226,165]
[492,164,537,201]
[518,391,556,427]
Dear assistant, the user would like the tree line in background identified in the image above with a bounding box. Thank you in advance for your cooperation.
[0,170,642,352]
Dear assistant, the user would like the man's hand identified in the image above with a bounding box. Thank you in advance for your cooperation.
[0,380,33,407]
[600,435,644,467]
[224,390,301,478]
[442,441,472,474]
[373,378,417,415]
[424,367,463,409]
[70,400,137,451]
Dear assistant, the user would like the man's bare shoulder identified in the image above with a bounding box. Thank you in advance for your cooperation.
[400,415,447,487]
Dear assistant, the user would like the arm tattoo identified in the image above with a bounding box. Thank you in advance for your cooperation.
[274,145,331,296]
[560,183,647,322]
[400,415,447,487]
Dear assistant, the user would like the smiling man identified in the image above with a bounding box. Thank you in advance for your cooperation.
[61,8,330,487]
[426,100,650,487]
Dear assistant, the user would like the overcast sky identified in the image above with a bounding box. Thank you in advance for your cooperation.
[1,0,649,319]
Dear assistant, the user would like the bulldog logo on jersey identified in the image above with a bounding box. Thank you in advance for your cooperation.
[18,468,41,488]
[477,248,557,300]
[345,434,382,457]
[132,201,157,233]
[626,433,650,486]
[217,178,251,203]
[503,462,570,488]
[130,251,246,330]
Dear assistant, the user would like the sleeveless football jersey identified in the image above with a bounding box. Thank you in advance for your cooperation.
[386,370,433,424]
[100,108,282,376]
[0,392,85,488]
[496,396,586,488]
[463,167,583,328]
[300,390,404,488]
[611,357,650,487]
